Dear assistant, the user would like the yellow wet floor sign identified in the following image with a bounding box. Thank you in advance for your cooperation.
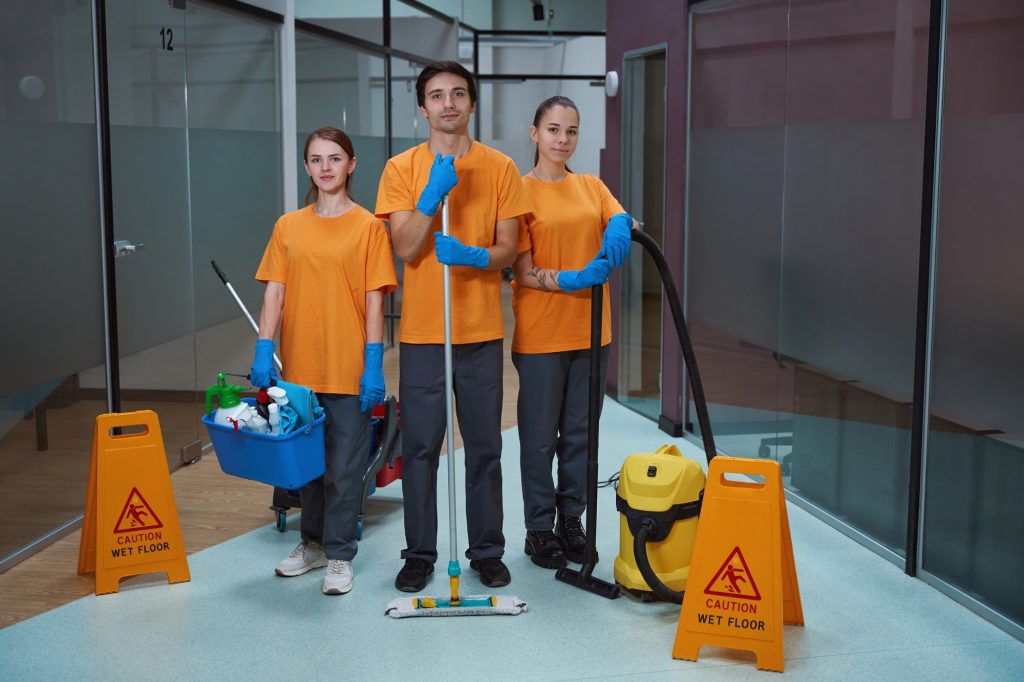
[673,456,803,672]
[77,411,190,595]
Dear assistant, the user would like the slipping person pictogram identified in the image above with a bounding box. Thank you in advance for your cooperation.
[704,546,762,600]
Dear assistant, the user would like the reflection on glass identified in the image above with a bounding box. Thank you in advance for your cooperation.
[618,51,665,421]
[686,0,926,556]
[923,0,1024,627]
[778,0,924,555]
[0,0,107,561]
[685,1,787,464]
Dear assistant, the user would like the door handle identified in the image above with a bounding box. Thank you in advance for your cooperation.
[113,240,146,258]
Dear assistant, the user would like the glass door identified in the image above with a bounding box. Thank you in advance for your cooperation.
[185,1,282,424]
[100,0,282,467]
[0,0,109,566]
[99,0,199,470]
[618,48,667,420]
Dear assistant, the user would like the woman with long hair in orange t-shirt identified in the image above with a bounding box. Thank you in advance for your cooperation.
[250,127,397,596]
[511,96,635,569]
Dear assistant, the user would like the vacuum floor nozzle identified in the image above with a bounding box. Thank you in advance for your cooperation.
[555,565,621,600]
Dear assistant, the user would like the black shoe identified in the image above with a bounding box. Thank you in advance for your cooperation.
[395,558,433,592]
[556,512,591,564]
[524,530,567,569]
[469,557,511,588]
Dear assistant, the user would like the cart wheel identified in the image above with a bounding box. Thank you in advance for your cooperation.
[640,591,656,603]
[356,518,363,540]
[758,445,771,458]
[275,511,287,532]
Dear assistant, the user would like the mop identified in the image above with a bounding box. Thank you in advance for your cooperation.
[385,196,527,619]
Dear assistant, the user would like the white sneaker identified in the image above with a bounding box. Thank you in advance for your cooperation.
[275,540,327,577]
[322,559,353,595]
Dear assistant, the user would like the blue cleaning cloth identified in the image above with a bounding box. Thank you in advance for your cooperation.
[277,404,300,436]
[274,379,324,433]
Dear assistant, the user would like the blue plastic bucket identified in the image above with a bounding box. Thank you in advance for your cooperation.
[202,398,327,489]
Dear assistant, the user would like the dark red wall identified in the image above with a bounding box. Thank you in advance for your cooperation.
[603,0,690,431]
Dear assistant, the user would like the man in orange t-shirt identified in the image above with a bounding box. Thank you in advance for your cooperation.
[376,61,531,593]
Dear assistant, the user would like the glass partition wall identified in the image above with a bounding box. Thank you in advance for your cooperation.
[921,0,1024,636]
[0,0,107,563]
[685,0,1024,637]
[0,0,458,571]
[0,0,285,568]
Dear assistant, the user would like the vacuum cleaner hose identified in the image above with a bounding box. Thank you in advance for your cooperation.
[633,518,686,604]
[629,230,717,463]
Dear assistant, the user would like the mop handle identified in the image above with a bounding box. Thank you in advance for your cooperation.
[211,260,283,372]
[441,198,458,563]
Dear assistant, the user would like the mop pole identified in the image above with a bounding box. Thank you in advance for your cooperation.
[211,260,283,372]
[441,197,461,606]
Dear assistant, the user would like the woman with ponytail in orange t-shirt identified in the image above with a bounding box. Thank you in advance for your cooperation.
[512,96,635,569]
[251,127,397,596]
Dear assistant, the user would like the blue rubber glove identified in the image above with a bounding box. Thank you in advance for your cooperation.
[599,212,634,268]
[434,232,490,269]
[416,154,459,217]
[250,339,277,388]
[557,256,613,292]
[359,343,385,413]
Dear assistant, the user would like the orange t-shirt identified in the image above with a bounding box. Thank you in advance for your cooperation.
[512,173,624,354]
[375,141,532,344]
[255,204,398,394]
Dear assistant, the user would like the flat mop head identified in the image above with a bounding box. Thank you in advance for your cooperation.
[385,594,527,618]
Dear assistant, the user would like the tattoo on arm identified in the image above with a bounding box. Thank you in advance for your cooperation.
[527,266,558,291]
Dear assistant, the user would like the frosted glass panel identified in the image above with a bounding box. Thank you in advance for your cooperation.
[187,4,282,389]
[0,1,107,562]
[923,0,1024,627]
[687,0,928,554]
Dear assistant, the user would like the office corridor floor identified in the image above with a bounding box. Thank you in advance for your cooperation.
[1,398,1022,680]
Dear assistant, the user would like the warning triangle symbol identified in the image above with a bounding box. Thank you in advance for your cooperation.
[113,487,164,533]
[704,546,761,600]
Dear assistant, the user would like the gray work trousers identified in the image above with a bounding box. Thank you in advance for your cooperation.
[512,346,609,531]
[399,340,505,564]
[300,394,370,561]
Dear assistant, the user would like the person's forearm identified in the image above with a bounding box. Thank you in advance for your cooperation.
[484,218,519,271]
[519,263,562,290]
[257,282,285,339]
[365,290,385,344]
[390,210,436,263]
[513,252,562,291]
[484,241,517,270]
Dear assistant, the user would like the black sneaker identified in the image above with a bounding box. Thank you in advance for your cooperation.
[395,558,433,592]
[524,530,567,569]
[469,557,511,588]
[556,512,591,564]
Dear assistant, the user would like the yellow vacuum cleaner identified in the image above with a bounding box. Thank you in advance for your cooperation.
[614,445,705,602]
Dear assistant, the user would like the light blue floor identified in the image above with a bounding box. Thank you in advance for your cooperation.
[2,400,1022,681]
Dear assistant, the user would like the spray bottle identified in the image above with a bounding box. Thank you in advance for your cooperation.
[268,403,281,436]
[205,373,249,427]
